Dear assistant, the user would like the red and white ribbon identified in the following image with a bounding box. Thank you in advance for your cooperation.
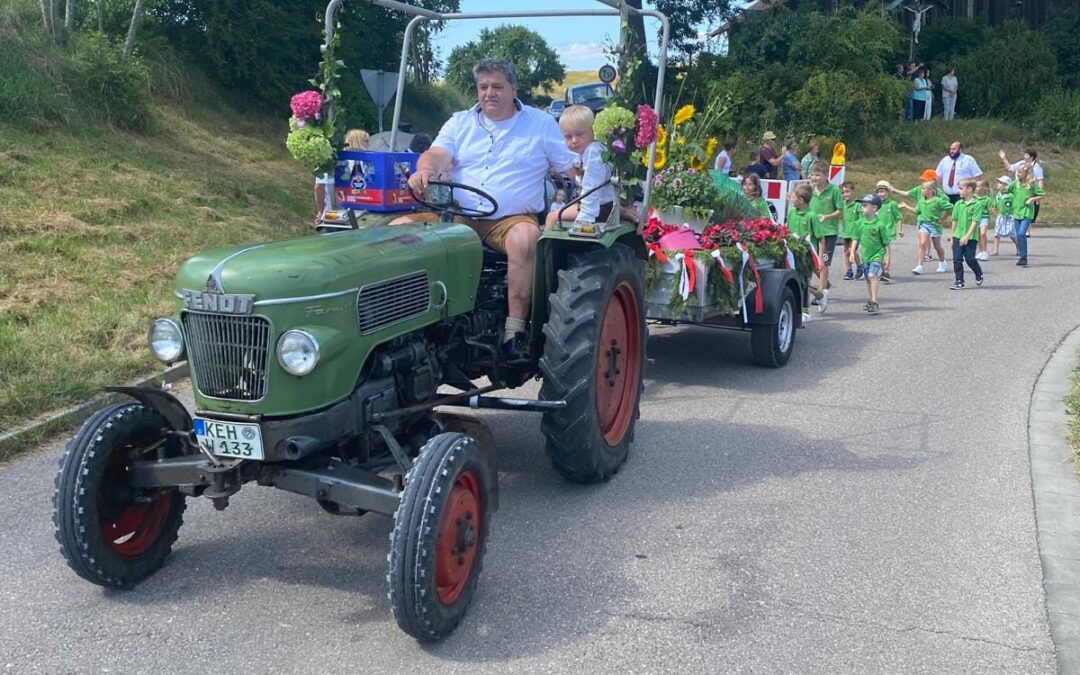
[735,242,765,319]
[709,249,735,284]
[804,234,822,272]
[675,250,696,300]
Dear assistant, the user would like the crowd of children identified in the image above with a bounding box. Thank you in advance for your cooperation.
[745,161,1048,315]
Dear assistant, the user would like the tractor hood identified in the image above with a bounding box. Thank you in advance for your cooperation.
[175,224,480,306]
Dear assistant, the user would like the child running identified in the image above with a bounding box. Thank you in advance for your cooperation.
[850,194,888,314]
[544,105,615,234]
[946,180,985,289]
[975,179,993,260]
[900,179,950,275]
[874,181,902,283]
[840,181,863,280]
[991,176,1016,256]
[1007,163,1045,267]
[808,161,843,311]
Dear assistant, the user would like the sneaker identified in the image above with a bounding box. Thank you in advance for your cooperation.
[950,281,965,290]
[501,333,531,364]
[880,272,893,284]
[1017,257,1028,267]
[912,265,925,275]
[867,302,880,314]
[924,252,932,262]
[975,275,984,286]
[843,269,854,280]
[818,290,828,313]
[976,251,989,261]
[855,267,865,281]
[862,301,871,312]
[810,297,820,306]
[936,262,948,273]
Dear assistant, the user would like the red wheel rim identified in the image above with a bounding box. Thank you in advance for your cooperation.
[99,447,172,558]
[595,281,642,446]
[434,470,482,605]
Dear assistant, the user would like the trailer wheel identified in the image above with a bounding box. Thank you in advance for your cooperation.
[52,403,186,588]
[539,243,645,483]
[751,286,797,368]
[388,432,494,641]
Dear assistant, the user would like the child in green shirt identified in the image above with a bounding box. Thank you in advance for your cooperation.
[947,180,985,289]
[900,179,950,275]
[1007,163,1045,267]
[741,174,775,221]
[785,183,814,240]
[850,194,887,314]
[840,181,863,280]
[807,161,843,311]
[874,180,902,283]
[991,175,1016,257]
[975,179,993,261]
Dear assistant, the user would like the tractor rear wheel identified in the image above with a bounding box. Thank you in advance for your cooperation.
[539,243,645,483]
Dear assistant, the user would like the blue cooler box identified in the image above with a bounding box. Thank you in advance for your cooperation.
[333,150,418,213]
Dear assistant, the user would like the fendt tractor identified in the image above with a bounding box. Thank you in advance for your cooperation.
[52,0,669,643]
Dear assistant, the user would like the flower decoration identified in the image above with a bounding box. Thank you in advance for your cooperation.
[290,90,324,120]
[673,104,695,126]
[593,105,636,143]
[286,125,334,168]
[592,102,660,204]
[656,124,667,147]
[705,137,718,159]
[634,104,658,147]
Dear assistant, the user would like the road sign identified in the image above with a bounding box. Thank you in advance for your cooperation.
[598,65,617,84]
[360,69,399,133]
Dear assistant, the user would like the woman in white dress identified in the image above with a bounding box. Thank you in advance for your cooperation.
[923,67,933,120]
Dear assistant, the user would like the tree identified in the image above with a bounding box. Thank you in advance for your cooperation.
[445,25,565,104]
[651,0,737,59]
[123,0,145,58]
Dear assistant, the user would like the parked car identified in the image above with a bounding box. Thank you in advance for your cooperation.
[566,82,613,114]
[546,99,566,119]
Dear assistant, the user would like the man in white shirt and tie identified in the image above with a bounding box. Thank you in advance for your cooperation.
[395,58,577,361]
[936,141,983,204]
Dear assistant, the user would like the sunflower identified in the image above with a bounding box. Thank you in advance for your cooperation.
[643,147,667,170]
[656,124,667,147]
[705,137,718,158]
[673,104,695,126]
[690,157,703,171]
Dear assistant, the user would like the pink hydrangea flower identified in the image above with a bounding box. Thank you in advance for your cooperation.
[290,90,324,119]
[634,104,658,148]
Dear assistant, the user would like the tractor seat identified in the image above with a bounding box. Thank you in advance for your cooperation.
[482,245,508,267]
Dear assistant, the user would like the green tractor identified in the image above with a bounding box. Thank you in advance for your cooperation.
[52,0,672,643]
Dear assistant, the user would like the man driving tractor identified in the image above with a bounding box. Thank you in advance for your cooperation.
[392,58,576,362]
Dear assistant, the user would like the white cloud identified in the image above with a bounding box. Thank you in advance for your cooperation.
[558,42,607,68]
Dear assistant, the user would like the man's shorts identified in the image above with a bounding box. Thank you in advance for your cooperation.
[917,221,941,237]
[818,235,838,267]
[395,212,539,253]
[864,261,884,278]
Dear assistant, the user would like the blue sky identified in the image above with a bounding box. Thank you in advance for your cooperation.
[429,0,722,72]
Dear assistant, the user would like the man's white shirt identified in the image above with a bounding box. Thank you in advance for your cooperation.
[1009,159,1044,182]
[432,101,576,218]
[936,153,982,195]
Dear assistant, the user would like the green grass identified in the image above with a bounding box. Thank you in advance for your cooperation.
[1068,354,1080,476]
[0,105,312,438]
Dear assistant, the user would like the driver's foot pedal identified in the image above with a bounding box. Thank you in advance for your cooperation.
[501,333,531,365]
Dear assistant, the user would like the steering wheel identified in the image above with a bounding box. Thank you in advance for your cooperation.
[409,179,499,220]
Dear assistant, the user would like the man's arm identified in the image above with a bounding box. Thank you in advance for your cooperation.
[409,146,453,191]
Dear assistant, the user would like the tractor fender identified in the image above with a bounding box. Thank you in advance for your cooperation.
[744,267,805,327]
[105,386,193,433]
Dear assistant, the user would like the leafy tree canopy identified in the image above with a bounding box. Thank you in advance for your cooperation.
[445,24,565,104]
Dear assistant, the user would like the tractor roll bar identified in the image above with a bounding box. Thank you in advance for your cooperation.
[323,0,670,211]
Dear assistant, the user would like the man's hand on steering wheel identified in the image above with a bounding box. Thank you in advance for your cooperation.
[408,179,500,220]
[408,168,437,193]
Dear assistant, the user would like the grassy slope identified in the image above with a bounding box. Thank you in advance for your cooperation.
[0,106,312,432]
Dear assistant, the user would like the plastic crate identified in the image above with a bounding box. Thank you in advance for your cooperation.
[333,150,418,213]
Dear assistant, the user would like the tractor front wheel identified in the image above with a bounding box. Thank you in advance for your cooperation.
[52,403,187,588]
[539,243,646,483]
[388,432,494,641]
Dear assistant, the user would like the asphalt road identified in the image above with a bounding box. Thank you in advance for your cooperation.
[3,230,1079,673]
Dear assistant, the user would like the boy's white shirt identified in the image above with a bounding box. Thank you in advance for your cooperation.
[576,140,615,223]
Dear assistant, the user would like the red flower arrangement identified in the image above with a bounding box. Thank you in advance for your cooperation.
[643,213,790,250]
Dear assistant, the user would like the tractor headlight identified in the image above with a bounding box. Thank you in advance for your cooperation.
[148,318,184,363]
[277,330,320,376]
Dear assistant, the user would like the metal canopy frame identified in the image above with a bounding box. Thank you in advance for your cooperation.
[323,0,671,209]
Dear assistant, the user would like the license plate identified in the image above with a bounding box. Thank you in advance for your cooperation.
[193,417,264,460]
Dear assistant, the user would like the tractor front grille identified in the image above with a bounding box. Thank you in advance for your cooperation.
[182,312,271,401]
[357,272,430,334]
